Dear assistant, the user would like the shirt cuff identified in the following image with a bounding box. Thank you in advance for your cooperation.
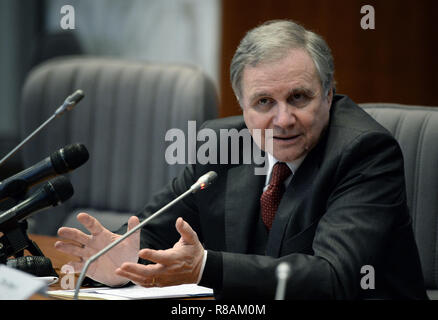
[196,249,208,284]
[198,250,223,290]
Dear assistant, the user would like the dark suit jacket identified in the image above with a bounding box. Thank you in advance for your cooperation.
[131,94,427,299]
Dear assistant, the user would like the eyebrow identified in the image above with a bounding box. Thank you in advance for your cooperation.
[287,87,317,97]
[248,86,317,103]
[248,92,271,103]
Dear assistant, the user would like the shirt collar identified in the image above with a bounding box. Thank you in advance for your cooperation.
[264,152,306,187]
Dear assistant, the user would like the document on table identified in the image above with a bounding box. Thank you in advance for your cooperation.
[47,284,213,300]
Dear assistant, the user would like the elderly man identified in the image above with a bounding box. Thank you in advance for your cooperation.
[55,20,427,299]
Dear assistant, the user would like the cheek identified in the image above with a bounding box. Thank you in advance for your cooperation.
[302,105,330,140]
[243,109,271,150]
[243,109,270,131]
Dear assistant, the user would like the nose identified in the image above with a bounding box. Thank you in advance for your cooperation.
[273,103,295,129]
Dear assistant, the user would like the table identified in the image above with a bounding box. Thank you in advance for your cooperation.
[28,234,78,299]
[30,234,76,277]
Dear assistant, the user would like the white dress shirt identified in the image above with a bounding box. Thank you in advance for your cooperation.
[263,152,306,190]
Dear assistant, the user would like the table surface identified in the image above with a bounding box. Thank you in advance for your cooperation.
[28,234,79,299]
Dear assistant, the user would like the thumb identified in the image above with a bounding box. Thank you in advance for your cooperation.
[127,216,141,245]
[175,217,198,245]
[127,215,140,231]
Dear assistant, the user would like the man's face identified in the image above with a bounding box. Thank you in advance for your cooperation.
[241,49,333,162]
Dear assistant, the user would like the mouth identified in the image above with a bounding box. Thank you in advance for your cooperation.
[273,134,302,141]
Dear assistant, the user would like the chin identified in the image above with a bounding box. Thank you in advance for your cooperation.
[273,151,303,163]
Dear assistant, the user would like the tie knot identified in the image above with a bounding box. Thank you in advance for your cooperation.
[270,162,292,186]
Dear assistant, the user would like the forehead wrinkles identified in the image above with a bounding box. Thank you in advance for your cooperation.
[242,50,320,100]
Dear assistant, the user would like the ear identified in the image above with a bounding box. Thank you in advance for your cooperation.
[326,88,334,107]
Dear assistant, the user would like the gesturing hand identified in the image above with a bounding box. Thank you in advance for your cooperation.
[115,217,205,287]
[54,212,141,287]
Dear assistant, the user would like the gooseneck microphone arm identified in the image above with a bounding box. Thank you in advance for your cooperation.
[74,171,218,300]
[0,90,84,167]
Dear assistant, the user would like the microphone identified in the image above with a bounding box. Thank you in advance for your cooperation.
[190,171,218,192]
[0,143,88,201]
[0,176,74,228]
[7,256,58,277]
[54,90,84,117]
[275,262,291,300]
[74,171,218,299]
[0,90,85,167]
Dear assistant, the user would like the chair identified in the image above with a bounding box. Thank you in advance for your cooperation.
[361,103,438,299]
[19,56,218,236]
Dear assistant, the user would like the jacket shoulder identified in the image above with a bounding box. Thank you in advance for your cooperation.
[326,95,399,151]
[329,95,392,137]
[200,115,246,132]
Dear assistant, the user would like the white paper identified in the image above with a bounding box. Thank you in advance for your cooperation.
[47,284,213,300]
[0,265,48,300]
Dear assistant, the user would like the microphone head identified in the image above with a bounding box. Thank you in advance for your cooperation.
[51,143,89,173]
[55,90,84,116]
[44,176,74,206]
[276,262,291,280]
[198,171,218,189]
[190,171,218,192]
[7,256,58,277]
[67,90,84,105]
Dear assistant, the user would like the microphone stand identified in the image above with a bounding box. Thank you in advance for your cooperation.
[0,219,45,263]
[0,90,84,167]
[74,172,217,300]
[0,190,43,263]
[0,90,83,277]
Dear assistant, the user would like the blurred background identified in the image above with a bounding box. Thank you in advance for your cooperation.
[1,0,437,177]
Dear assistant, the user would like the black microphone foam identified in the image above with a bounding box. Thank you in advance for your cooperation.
[50,143,89,174]
[45,176,74,205]
[0,176,74,227]
[7,256,58,277]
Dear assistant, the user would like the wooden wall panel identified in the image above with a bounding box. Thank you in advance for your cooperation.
[220,0,438,117]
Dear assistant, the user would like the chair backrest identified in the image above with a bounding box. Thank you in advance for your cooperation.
[361,103,438,290]
[19,56,218,235]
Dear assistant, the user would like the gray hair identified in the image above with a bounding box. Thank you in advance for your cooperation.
[230,20,336,103]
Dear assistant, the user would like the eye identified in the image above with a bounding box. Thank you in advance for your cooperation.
[253,97,274,110]
[292,93,304,101]
[258,97,271,105]
[288,91,310,107]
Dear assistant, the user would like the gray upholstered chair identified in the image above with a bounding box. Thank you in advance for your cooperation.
[361,103,438,299]
[19,56,218,236]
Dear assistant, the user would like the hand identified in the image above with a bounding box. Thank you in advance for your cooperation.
[54,212,140,287]
[115,217,205,287]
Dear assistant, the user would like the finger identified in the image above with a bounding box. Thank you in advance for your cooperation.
[175,217,198,245]
[138,248,176,265]
[116,263,160,286]
[54,242,87,260]
[115,269,152,286]
[57,227,90,245]
[77,212,106,236]
[119,261,162,275]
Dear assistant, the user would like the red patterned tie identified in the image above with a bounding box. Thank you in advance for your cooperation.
[260,162,292,230]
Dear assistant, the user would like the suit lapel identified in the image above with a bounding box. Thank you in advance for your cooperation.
[265,144,322,257]
[225,163,265,253]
